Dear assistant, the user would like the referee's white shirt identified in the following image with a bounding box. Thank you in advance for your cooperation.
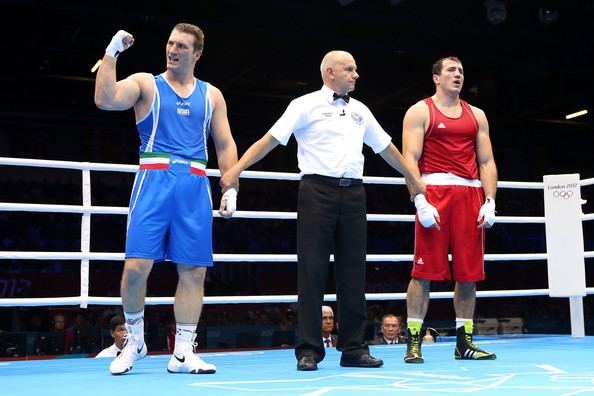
[268,85,392,179]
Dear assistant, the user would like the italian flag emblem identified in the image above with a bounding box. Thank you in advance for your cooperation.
[190,159,207,176]
[139,152,169,170]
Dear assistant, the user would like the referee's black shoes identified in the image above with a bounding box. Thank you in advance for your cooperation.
[340,353,384,368]
[297,356,318,371]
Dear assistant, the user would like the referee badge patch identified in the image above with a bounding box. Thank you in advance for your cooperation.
[351,112,363,125]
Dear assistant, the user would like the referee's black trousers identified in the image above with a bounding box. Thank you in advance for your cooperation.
[294,175,370,362]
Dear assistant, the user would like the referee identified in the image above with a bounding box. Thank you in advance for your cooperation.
[220,50,425,371]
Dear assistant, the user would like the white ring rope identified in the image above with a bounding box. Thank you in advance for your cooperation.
[2,156,594,186]
[3,288,594,307]
[0,156,592,311]
[0,202,562,224]
[0,251,562,261]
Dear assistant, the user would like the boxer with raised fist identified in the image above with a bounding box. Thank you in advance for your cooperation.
[94,24,238,375]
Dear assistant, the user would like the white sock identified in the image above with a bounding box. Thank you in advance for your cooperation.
[456,318,473,329]
[407,318,424,325]
[124,310,145,340]
[174,323,197,355]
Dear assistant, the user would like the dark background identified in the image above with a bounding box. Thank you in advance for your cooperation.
[1,0,593,174]
[0,0,593,351]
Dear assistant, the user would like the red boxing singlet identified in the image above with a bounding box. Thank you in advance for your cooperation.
[418,97,479,180]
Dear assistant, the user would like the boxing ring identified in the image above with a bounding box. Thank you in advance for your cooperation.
[1,156,594,395]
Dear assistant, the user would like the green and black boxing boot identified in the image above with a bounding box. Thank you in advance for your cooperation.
[404,322,424,363]
[455,321,496,360]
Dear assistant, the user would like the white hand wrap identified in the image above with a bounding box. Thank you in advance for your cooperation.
[221,188,237,215]
[414,194,439,228]
[105,30,133,59]
[478,197,496,227]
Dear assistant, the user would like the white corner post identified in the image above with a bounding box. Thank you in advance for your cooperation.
[80,165,91,309]
[543,174,586,337]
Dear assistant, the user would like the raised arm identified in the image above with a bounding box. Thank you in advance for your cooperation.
[94,30,145,112]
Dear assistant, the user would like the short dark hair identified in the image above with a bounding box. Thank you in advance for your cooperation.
[109,315,125,332]
[381,314,401,325]
[173,23,205,52]
[432,56,462,76]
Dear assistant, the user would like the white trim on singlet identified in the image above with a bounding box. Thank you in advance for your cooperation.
[135,78,156,125]
[162,75,196,99]
[202,82,212,162]
[145,79,161,153]
[422,172,482,187]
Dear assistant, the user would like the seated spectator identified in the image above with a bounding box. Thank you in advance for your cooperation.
[321,306,337,348]
[65,313,88,353]
[51,313,66,333]
[372,314,405,345]
[281,308,297,331]
[96,315,126,358]
[50,313,68,354]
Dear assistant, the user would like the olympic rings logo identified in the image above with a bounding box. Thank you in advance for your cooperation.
[553,190,573,199]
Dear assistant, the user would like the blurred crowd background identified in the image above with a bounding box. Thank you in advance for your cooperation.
[1,0,593,357]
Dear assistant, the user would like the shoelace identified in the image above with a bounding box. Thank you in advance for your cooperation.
[408,334,421,354]
[114,333,135,359]
[464,333,481,350]
[178,338,198,355]
[120,333,142,352]
[188,333,198,353]
[120,333,131,349]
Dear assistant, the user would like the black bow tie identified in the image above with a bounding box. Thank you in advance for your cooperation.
[333,92,350,103]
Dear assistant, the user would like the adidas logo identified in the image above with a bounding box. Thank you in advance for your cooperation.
[437,122,446,129]
[416,258,424,265]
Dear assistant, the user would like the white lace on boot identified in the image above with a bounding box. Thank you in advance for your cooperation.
[109,324,147,375]
[167,331,216,374]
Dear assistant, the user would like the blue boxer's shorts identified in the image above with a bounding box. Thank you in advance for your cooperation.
[125,154,213,266]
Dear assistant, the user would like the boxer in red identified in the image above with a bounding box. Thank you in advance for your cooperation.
[402,56,498,363]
